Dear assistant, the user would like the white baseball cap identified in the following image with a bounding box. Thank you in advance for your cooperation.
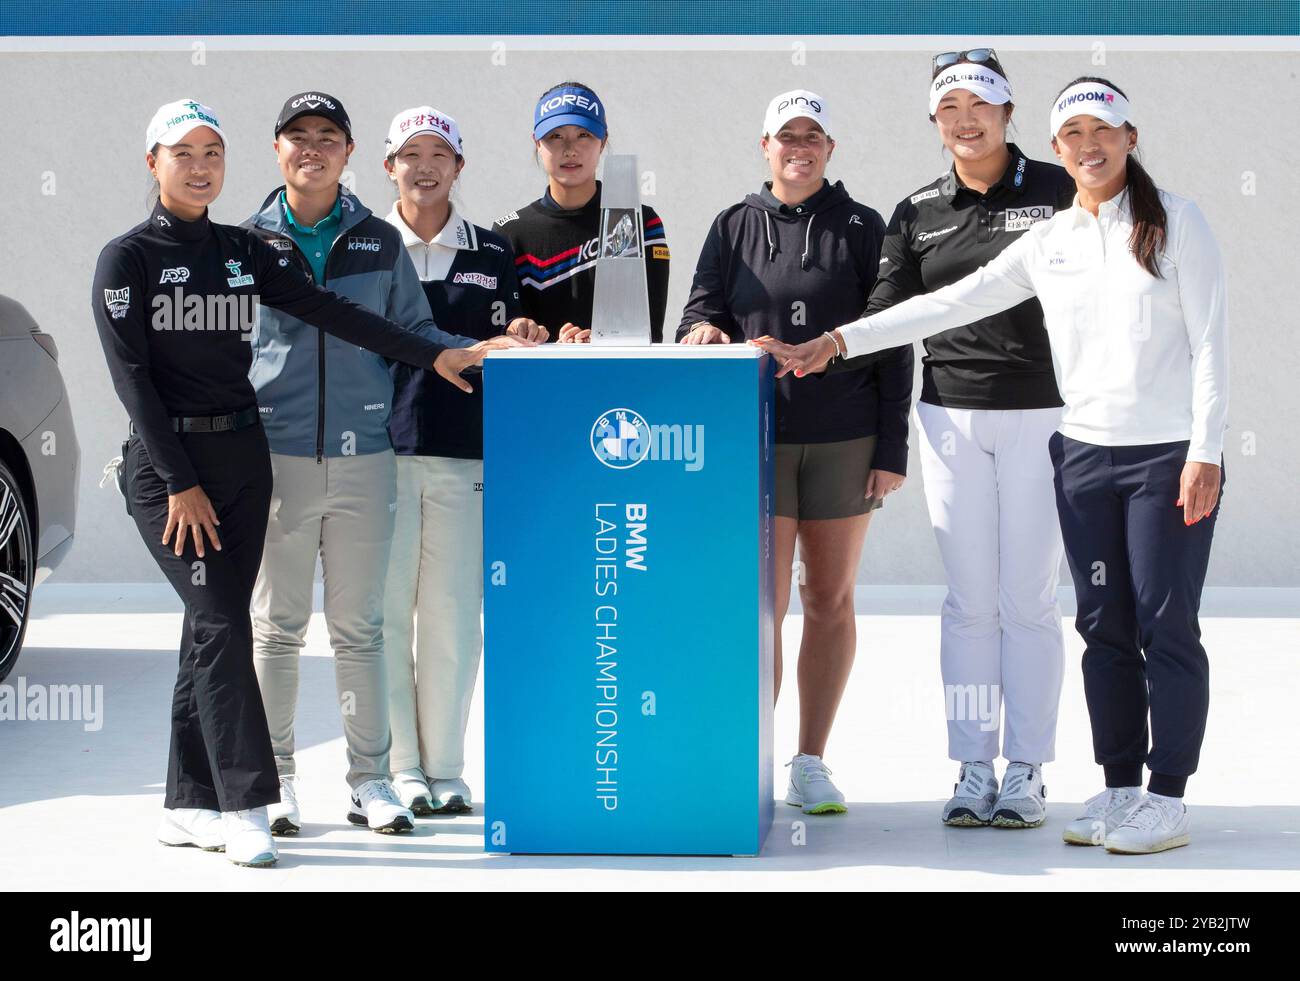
[763,90,833,140]
[928,65,1013,115]
[385,106,463,157]
[146,99,228,153]
[1049,81,1132,137]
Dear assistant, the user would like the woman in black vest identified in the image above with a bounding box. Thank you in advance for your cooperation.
[381,106,544,818]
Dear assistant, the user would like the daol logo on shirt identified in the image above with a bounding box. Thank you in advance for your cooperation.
[1003,205,1054,232]
[224,259,254,287]
[590,408,704,472]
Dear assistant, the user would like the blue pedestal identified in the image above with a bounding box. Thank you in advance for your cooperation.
[482,346,774,855]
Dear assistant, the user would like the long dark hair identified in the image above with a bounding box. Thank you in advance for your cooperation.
[1055,76,1166,277]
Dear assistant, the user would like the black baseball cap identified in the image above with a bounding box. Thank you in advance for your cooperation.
[275,91,352,140]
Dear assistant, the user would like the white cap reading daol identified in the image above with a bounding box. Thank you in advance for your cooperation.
[145,99,227,153]
[763,90,833,140]
[385,106,463,157]
[1049,81,1132,137]
[928,65,1013,115]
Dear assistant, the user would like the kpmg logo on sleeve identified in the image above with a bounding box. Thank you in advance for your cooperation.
[591,408,704,472]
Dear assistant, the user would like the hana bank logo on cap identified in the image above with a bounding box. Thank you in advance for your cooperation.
[146,98,227,153]
[534,84,607,141]
[386,106,463,156]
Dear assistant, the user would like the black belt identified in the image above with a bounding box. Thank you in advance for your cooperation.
[130,406,260,436]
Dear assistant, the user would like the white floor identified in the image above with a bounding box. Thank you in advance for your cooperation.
[2,585,1297,892]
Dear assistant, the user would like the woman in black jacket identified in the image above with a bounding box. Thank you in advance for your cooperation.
[679,89,912,815]
[91,99,518,868]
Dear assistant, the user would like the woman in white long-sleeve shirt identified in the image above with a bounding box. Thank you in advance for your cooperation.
[755,77,1228,856]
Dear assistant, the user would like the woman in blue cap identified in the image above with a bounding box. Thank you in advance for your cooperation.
[494,81,670,342]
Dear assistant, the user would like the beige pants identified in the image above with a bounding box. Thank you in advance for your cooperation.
[383,455,484,778]
[252,450,397,789]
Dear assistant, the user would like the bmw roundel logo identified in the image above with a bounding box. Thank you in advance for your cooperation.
[591,408,651,469]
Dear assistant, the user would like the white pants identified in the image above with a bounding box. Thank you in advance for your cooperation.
[383,455,484,778]
[252,450,397,788]
[915,402,1065,764]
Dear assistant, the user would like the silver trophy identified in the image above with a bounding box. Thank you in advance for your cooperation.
[591,154,652,345]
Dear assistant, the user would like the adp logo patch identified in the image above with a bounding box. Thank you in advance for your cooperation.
[591,408,651,470]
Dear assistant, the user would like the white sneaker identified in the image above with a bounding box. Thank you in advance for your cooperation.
[393,768,435,816]
[347,778,415,834]
[157,807,225,851]
[430,777,473,814]
[991,762,1047,829]
[942,761,999,827]
[221,808,278,867]
[1062,786,1143,846]
[784,754,847,815]
[268,775,300,836]
[1105,793,1191,854]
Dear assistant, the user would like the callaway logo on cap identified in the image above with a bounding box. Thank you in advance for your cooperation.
[275,91,352,140]
[763,90,833,140]
[386,106,463,156]
[146,99,227,153]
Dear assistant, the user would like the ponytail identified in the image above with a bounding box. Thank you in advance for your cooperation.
[1055,76,1167,278]
[1123,151,1167,278]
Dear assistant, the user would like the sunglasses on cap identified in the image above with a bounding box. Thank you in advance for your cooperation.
[931,47,1003,78]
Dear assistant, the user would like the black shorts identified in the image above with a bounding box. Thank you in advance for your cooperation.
[774,435,883,520]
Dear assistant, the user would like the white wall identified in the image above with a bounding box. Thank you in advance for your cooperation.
[2,40,1295,585]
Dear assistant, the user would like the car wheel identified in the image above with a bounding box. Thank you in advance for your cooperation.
[0,458,34,684]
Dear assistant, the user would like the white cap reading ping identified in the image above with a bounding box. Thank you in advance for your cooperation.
[386,106,463,157]
[928,65,1012,115]
[763,90,833,140]
[1050,82,1131,137]
[146,99,227,153]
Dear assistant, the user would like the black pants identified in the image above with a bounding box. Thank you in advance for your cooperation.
[1050,433,1222,798]
[126,424,279,811]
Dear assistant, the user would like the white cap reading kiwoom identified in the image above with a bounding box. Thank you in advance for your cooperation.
[928,65,1012,115]
[146,99,227,153]
[1050,81,1131,137]
[763,90,833,140]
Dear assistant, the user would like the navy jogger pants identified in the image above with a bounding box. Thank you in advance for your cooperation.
[1049,433,1223,798]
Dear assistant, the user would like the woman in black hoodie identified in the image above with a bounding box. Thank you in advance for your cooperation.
[678,89,912,815]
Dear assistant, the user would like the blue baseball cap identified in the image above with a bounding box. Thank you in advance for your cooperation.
[533,84,607,141]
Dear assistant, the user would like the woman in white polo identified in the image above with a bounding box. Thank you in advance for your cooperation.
[381,106,545,816]
[756,78,1229,855]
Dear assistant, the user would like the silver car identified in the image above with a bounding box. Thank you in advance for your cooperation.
[0,294,79,683]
